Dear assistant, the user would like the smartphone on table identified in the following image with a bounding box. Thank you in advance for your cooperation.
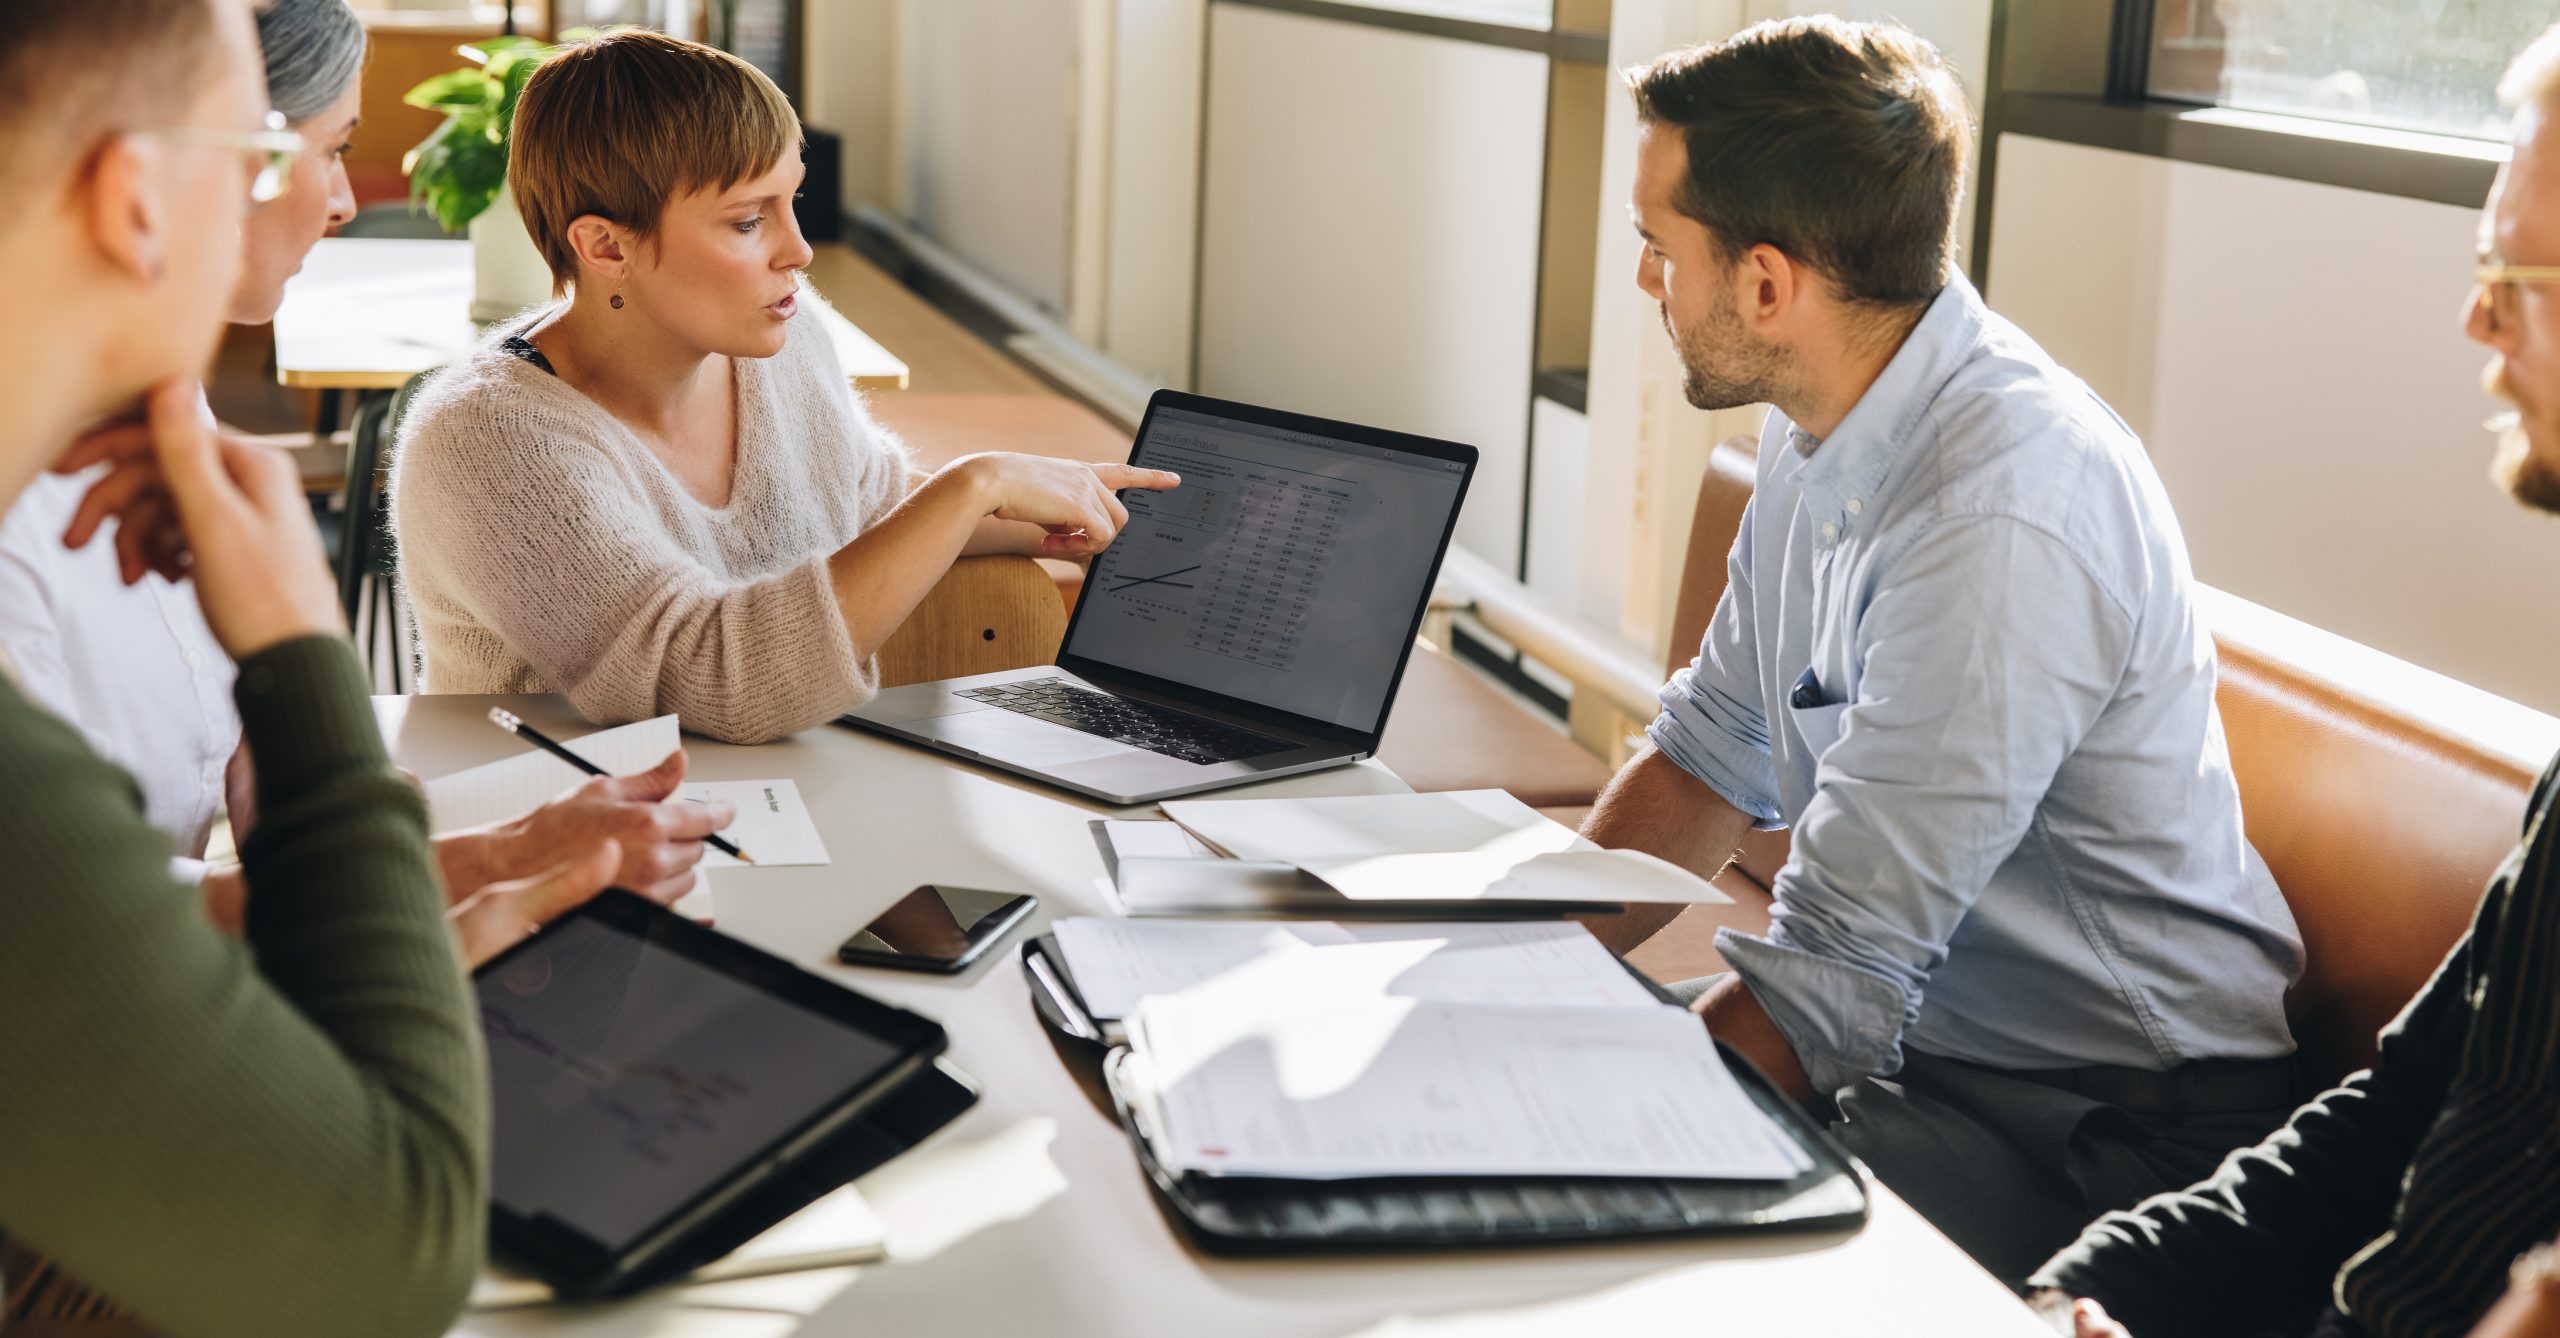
[836,885,1038,974]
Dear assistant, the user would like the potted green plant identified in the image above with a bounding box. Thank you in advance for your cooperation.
[403,36,559,320]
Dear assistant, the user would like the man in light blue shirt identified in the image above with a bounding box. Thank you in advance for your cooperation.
[1589,18,2304,1285]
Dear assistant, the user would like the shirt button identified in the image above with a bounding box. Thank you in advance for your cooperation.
[1846,498,1864,515]
[183,651,203,669]
[1820,520,1839,542]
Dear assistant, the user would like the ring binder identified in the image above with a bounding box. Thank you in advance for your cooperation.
[1020,934,1870,1254]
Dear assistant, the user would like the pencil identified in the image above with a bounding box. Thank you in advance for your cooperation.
[487,708,754,865]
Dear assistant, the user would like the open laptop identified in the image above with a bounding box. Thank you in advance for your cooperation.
[841,390,1476,805]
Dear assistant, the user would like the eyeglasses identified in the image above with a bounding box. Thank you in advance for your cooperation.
[136,111,305,205]
[2476,252,2560,333]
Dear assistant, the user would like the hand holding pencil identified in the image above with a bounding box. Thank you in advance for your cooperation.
[489,709,754,866]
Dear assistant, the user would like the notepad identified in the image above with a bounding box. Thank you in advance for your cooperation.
[1051,918,1665,1021]
[421,714,831,868]
[1157,790,1730,906]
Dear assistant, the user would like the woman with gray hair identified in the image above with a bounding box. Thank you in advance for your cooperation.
[234,0,368,321]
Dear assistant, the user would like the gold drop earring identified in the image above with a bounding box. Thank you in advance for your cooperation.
[609,287,626,310]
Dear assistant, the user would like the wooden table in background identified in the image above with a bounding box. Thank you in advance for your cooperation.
[271,238,911,393]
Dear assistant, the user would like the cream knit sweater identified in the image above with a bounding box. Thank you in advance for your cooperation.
[389,299,914,744]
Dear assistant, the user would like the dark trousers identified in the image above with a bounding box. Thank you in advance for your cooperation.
[1832,1049,2297,1289]
[1659,973,2295,1290]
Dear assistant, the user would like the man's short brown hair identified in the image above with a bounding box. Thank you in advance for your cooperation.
[1629,17,1973,310]
[0,0,222,197]
[510,28,801,293]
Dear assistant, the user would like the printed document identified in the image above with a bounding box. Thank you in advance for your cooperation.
[1123,996,1810,1181]
[1051,917,1663,1021]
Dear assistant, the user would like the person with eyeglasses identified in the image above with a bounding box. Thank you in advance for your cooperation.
[2026,22,2560,1338]
[0,2,522,1334]
[0,0,733,1001]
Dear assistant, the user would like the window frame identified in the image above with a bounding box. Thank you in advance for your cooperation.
[1971,0,2504,291]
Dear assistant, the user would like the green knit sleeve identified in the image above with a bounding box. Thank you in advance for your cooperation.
[0,635,485,1338]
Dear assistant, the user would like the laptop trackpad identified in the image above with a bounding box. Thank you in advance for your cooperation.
[922,708,1127,767]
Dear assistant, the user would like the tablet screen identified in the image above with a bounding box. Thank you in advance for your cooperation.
[481,911,914,1254]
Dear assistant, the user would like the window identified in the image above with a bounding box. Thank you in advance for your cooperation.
[2147,0,2551,141]
[1325,0,1556,30]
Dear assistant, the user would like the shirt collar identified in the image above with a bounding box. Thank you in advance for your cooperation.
[1787,273,1987,537]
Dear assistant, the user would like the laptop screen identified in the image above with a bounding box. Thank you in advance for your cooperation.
[1063,404,1470,735]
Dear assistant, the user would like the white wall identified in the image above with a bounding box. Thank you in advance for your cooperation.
[1102,0,1207,389]
[1195,3,1550,572]
[800,0,897,216]
[1988,133,2560,714]
[1577,0,1752,657]
[892,0,1080,315]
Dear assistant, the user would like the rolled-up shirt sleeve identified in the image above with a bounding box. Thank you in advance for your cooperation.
[1716,514,2134,1096]
[1647,498,1784,829]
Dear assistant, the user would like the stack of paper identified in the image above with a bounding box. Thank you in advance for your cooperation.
[1055,916,1810,1184]
[1127,789,1730,911]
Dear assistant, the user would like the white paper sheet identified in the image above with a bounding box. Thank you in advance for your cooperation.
[425,715,684,834]
[1154,793,1726,907]
[689,778,828,868]
[421,715,828,867]
[1125,996,1809,1181]
[1052,917,1663,1021]
[1161,789,1585,864]
[1302,849,1725,905]
[1100,818,1221,860]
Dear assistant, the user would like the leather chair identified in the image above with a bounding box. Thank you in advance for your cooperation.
[1623,436,2536,1089]
[2216,639,2532,1084]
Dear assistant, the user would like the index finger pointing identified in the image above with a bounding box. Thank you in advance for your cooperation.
[1092,464,1181,491]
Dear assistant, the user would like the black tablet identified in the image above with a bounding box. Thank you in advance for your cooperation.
[476,889,946,1297]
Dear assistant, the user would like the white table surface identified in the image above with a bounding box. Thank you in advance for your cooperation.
[275,238,911,391]
[377,693,2048,1338]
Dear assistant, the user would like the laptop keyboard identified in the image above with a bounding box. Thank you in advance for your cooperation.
[958,679,1296,767]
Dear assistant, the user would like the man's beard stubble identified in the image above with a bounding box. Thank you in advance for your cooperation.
[1665,291,1788,413]
[2486,354,2560,514]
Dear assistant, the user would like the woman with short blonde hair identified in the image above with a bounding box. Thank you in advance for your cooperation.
[393,30,1173,744]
